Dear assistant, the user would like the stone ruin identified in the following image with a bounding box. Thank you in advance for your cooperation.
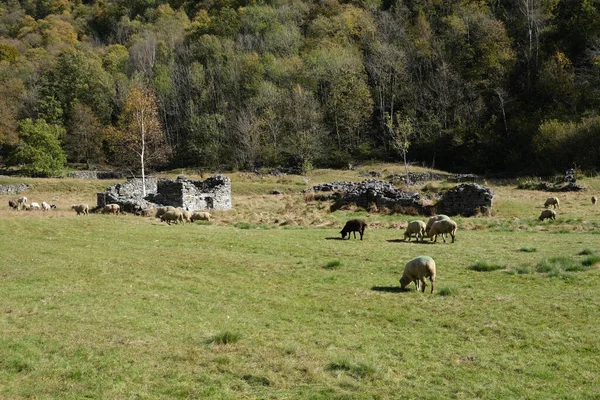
[96,175,232,213]
[68,171,124,179]
[307,179,422,210]
[0,183,30,195]
[307,180,495,217]
[435,183,494,217]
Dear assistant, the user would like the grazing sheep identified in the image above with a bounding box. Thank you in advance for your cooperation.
[137,208,156,217]
[429,219,458,243]
[539,209,556,221]
[41,201,51,211]
[71,204,89,216]
[102,203,121,215]
[160,209,183,225]
[50,204,57,209]
[340,219,367,240]
[182,210,192,223]
[399,256,436,293]
[17,196,28,210]
[592,196,597,205]
[29,202,41,210]
[404,220,426,242]
[8,200,18,210]
[425,214,450,236]
[544,197,560,209]
[155,206,176,218]
[190,211,211,222]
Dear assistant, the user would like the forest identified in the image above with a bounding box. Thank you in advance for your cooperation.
[1,0,600,176]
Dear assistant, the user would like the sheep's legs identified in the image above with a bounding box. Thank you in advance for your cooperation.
[420,279,426,293]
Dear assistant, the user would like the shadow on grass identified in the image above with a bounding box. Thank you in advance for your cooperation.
[325,237,345,240]
[386,239,433,244]
[371,286,404,293]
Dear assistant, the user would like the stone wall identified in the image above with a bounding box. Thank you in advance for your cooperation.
[0,183,30,195]
[97,175,231,212]
[435,183,494,216]
[68,171,124,179]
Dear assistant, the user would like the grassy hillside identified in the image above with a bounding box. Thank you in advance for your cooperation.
[1,166,599,398]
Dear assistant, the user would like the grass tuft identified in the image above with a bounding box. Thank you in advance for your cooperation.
[438,286,458,296]
[578,248,597,256]
[241,374,271,386]
[469,261,506,272]
[322,260,341,270]
[519,247,537,253]
[208,331,241,345]
[325,359,376,379]
[581,255,600,267]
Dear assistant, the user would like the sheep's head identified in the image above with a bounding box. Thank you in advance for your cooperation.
[340,230,347,239]
[399,275,411,290]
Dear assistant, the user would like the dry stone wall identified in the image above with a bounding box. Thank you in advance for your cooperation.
[68,171,124,179]
[97,175,231,213]
[435,183,494,216]
[0,183,30,195]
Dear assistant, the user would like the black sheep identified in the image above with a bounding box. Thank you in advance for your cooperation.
[340,219,367,240]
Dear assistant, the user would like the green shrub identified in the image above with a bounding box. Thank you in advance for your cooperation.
[578,249,597,256]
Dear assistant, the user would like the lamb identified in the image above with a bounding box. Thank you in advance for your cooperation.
[29,202,41,210]
[399,256,437,293]
[102,203,120,215]
[429,219,457,243]
[160,209,183,225]
[155,206,176,218]
[190,211,211,222]
[340,219,367,240]
[404,220,426,242]
[592,196,597,205]
[41,201,51,211]
[539,209,556,221]
[8,200,18,210]
[71,204,89,215]
[544,197,560,209]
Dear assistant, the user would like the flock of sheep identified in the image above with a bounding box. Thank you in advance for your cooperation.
[68,202,212,224]
[7,196,55,211]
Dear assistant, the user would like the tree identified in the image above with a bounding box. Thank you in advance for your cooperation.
[8,119,66,177]
[118,83,171,196]
[386,112,413,177]
[64,103,104,166]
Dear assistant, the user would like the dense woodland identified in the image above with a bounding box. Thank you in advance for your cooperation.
[1,0,600,176]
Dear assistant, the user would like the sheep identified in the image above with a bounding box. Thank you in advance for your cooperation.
[544,197,560,209]
[71,204,89,216]
[102,203,120,215]
[8,200,18,210]
[29,202,41,210]
[425,214,450,236]
[592,196,597,205]
[539,209,556,221]
[190,211,211,222]
[137,208,156,217]
[155,206,176,218]
[340,219,367,240]
[50,204,57,209]
[429,219,458,243]
[160,209,183,225]
[17,196,28,210]
[399,256,436,293]
[403,220,426,242]
[182,209,192,223]
[41,201,51,211]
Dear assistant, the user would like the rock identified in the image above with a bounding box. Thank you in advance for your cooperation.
[435,183,494,217]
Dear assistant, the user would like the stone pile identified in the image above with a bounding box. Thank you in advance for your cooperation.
[448,173,480,183]
[97,175,231,213]
[68,171,124,179]
[388,172,442,184]
[435,183,494,217]
[0,183,30,195]
[308,179,421,209]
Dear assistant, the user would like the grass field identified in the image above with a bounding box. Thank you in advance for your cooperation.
[1,165,599,399]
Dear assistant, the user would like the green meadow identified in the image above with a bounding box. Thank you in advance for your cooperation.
[1,166,599,399]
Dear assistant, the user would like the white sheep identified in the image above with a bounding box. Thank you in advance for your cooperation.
[182,210,192,223]
[29,202,41,210]
[429,219,457,243]
[155,206,176,218]
[403,220,426,242]
[399,256,437,293]
[544,197,559,209]
[539,209,556,221]
[191,211,211,222]
[425,214,450,236]
[71,204,89,216]
[17,196,28,210]
[592,196,597,206]
[137,208,156,217]
[160,209,183,225]
[102,203,120,215]
[41,201,51,211]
